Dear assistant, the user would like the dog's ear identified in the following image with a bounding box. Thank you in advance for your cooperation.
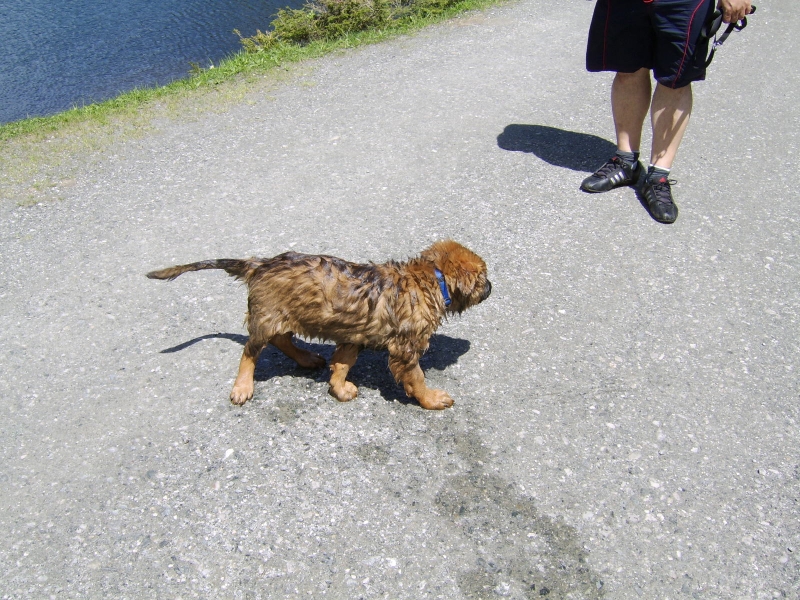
[420,239,467,268]
[419,239,451,266]
[421,240,484,295]
[449,258,481,297]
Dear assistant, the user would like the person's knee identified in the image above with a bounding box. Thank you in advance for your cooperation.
[653,81,694,107]
[616,68,650,84]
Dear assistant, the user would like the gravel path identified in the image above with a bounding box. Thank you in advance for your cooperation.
[1,1,798,598]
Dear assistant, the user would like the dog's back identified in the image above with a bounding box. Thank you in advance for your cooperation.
[147,252,408,347]
[245,253,401,347]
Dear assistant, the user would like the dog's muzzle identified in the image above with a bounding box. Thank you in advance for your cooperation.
[482,280,492,301]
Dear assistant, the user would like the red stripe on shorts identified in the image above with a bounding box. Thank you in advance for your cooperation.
[674,0,706,87]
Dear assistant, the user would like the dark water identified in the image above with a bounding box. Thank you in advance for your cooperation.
[0,0,302,125]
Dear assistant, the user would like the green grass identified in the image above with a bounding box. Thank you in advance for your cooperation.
[0,0,507,204]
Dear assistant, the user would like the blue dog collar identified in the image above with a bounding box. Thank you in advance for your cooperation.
[434,268,452,307]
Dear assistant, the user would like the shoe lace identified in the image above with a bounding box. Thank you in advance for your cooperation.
[593,156,625,178]
[649,176,677,204]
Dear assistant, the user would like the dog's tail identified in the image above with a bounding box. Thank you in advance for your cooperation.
[146,259,259,282]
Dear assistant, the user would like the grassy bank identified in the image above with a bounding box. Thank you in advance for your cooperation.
[1,0,508,204]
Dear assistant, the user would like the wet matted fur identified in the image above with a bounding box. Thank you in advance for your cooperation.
[147,240,491,409]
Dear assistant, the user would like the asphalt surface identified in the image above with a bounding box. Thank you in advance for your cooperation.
[1,0,798,598]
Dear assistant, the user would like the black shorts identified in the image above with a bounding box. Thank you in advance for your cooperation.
[586,0,715,88]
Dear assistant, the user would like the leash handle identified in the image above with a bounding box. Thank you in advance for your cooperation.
[703,4,756,67]
[702,4,755,39]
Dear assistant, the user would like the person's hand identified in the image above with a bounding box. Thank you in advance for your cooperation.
[718,0,752,24]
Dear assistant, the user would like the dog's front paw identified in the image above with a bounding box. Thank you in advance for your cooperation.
[329,381,358,402]
[230,383,254,405]
[418,389,454,410]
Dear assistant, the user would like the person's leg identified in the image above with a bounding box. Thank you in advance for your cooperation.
[582,0,654,194]
[636,81,693,224]
[649,81,693,168]
[636,0,712,223]
[639,83,692,223]
[612,68,652,154]
[581,68,652,193]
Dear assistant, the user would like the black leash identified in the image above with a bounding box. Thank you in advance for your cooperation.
[701,4,756,67]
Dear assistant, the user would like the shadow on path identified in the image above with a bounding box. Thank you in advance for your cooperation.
[497,124,615,172]
[160,332,248,353]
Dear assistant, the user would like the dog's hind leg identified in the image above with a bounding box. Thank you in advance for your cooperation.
[230,338,265,405]
[328,344,360,402]
[269,332,326,369]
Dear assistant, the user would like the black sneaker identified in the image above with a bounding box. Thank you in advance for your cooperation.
[640,173,679,224]
[580,156,643,193]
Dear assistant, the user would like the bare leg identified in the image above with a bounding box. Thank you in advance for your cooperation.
[328,344,360,402]
[611,68,652,153]
[649,82,693,169]
[230,339,264,405]
[269,332,325,369]
[389,357,453,410]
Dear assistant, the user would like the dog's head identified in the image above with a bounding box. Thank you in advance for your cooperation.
[420,240,492,313]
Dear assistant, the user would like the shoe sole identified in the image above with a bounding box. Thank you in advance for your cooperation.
[580,178,638,194]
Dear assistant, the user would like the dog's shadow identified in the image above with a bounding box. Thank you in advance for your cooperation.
[161,333,471,405]
[497,124,616,172]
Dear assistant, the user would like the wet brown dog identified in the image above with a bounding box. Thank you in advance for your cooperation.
[147,240,491,409]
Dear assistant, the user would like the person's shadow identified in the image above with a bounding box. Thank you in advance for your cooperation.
[161,333,471,405]
[497,124,615,172]
[497,123,664,221]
